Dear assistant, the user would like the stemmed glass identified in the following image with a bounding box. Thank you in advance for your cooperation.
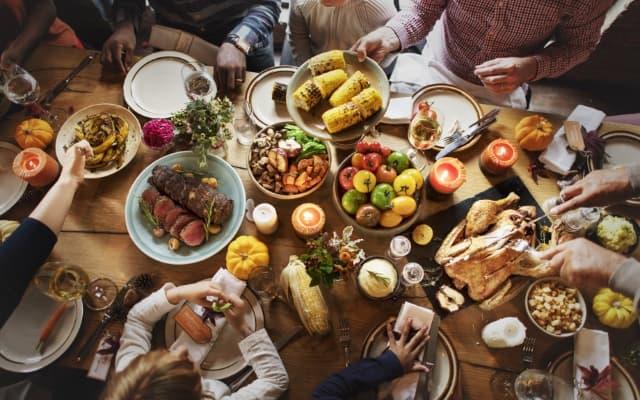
[181,61,216,100]
[247,266,284,305]
[386,235,411,262]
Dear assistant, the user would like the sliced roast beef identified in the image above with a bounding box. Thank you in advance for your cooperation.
[169,215,197,238]
[141,187,160,208]
[163,207,188,231]
[180,220,206,247]
[153,196,175,225]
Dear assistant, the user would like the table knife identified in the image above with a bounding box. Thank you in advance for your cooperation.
[41,54,94,108]
[229,325,303,391]
[415,314,440,400]
[435,110,499,160]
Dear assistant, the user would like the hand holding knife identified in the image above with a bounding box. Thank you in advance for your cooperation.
[436,108,500,160]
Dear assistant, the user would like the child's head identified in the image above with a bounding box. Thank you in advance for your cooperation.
[320,0,348,6]
[102,348,202,400]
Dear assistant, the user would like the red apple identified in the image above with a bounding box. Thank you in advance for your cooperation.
[363,152,383,172]
[351,152,365,169]
[376,164,397,183]
[339,167,359,191]
[355,141,371,154]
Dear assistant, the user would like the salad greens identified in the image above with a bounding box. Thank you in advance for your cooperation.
[284,124,327,161]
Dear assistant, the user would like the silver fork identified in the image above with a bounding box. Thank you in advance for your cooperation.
[522,337,536,368]
[441,108,501,145]
[338,318,351,367]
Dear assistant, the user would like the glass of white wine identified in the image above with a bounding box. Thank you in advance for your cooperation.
[34,261,90,302]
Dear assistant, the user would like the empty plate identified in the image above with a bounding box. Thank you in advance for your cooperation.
[0,142,27,216]
[245,65,296,129]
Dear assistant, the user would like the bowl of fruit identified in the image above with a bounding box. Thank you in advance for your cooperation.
[332,140,424,236]
[248,122,331,199]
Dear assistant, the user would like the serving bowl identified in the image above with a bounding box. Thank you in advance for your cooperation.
[525,277,587,338]
[587,214,640,256]
[332,152,424,237]
[247,121,332,200]
[355,256,401,301]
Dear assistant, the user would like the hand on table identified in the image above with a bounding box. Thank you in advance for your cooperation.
[474,57,537,95]
[539,238,627,288]
[550,167,635,216]
[60,140,93,186]
[387,318,430,373]
[101,22,136,73]
[215,43,247,94]
[351,27,401,63]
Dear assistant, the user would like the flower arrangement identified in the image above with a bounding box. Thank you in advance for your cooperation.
[170,98,234,167]
[142,119,175,149]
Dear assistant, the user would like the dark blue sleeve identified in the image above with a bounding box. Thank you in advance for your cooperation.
[0,218,57,328]
[312,351,404,399]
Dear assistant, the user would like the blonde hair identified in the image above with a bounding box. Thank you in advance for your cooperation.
[102,350,202,400]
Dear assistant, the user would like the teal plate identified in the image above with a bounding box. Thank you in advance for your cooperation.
[124,151,246,265]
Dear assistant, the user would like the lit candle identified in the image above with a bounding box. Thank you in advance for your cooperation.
[480,139,518,175]
[252,203,279,235]
[427,157,465,195]
[291,203,326,239]
[12,148,59,187]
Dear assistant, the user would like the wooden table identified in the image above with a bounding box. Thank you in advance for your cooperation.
[1,45,639,398]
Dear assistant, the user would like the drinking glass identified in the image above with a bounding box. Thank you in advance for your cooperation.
[248,266,282,304]
[401,262,425,287]
[235,116,255,146]
[386,235,411,262]
[514,369,553,400]
[490,371,518,400]
[84,277,118,311]
[181,62,216,100]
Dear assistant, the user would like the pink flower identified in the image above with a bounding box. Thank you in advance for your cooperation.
[143,119,175,149]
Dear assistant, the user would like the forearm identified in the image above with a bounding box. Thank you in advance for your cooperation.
[227,1,280,53]
[312,351,404,399]
[8,0,56,61]
[385,0,445,49]
[29,178,79,236]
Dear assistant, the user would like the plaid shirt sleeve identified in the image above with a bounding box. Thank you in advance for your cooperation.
[385,0,447,49]
[228,0,281,54]
[533,0,612,80]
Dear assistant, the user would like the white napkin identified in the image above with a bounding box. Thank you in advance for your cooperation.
[389,53,430,95]
[393,302,435,333]
[170,269,247,365]
[574,329,611,400]
[539,105,606,175]
[382,97,413,125]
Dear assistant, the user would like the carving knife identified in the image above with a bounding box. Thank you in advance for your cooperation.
[41,54,94,108]
[415,314,440,400]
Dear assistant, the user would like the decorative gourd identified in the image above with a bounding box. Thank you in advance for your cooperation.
[15,118,54,149]
[514,115,554,151]
[0,220,19,243]
[225,235,269,280]
[592,288,637,329]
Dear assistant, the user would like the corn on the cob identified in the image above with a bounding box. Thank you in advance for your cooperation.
[308,50,346,76]
[272,82,287,104]
[293,80,323,111]
[322,102,363,134]
[280,256,330,335]
[351,87,383,119]
[312,69,348,98]
[329,71,370,107]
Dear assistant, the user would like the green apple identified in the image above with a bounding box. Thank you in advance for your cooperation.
[371,183,396,210]
[342,190,368,215]
[386,151,410,173]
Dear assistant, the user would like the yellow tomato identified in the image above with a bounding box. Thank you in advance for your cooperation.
[393,175,416,196]
[412,224,433,246]
[353,170,377,193]
[401,168,424,189]
[390,196,417,217]
[380,210,403,228]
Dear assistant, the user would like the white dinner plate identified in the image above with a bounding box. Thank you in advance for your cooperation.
[164,288,264,380]
[124,51,213,119]
[362,317,458,400]
[411,84,484,152]
[549,352,639,400]
[244,65,296,129]
[0,142,27,215]
[0,285,83,373]
[55,103,142,179]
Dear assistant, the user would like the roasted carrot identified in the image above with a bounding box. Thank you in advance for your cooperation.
[36,302,70,354]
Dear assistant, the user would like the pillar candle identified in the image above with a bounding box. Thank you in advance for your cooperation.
[480,139,518,175]
[12,148,59,187]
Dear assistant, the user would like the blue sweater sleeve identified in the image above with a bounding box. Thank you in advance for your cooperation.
[312,351,404,399]
[0,218,57,328]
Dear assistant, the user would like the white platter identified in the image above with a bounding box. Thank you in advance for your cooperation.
[245,65,296,129]
[164,287,264,380]
[0,142,27,215]
[0,285,83,373]
[55,103,142,179]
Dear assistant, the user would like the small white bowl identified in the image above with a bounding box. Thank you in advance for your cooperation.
[525,277,587,338]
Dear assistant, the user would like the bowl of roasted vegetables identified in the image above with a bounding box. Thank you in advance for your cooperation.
[55,103,141,179]
[332,140,424,236]
[286,50,390,144]
[248,122,331,199]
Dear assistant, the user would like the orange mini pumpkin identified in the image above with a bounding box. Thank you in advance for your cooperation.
[514,115,554,151]
[15,118,54,149]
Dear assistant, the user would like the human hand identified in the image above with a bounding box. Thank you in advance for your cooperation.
[223,293,253,338]
[550,167,634,216]
[60,140,93,186]
[215,42,247,94]
[474,57,537,95]
[386,318,430,373]
[539,238,627,288]
[100,22,136,73]
[166,281,223,307]
[351,27,400,63]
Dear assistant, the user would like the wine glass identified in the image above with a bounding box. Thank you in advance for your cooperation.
[514,369,554,400]
[401,262,425,287]
[181,61,216,100]
[0,63,65,128]
[386,235,411,262]
[248,266,283,305]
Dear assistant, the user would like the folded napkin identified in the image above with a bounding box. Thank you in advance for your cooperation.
[394,302,435,333]
[389,53,429,95]
[382,97,413,125]
[170,269,247,365]
[539,105,606,175]
[574,328,612,400]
